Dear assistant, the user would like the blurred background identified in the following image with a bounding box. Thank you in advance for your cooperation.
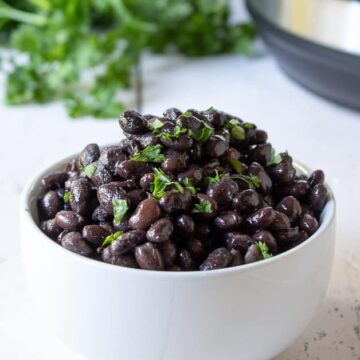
[0,1,359,359]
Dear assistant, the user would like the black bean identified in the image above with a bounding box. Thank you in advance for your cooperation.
[214,211,242,230]
[276,196,302,222]
[269,153,295,184]
[203,135,229,158]
[99,146,127,173]
[300,203,314,217]
[308,170,325,187]
[223,147,241,162]
[39,190,62,219]
[175,214,194,235]
[117,160,153,179]
[102,248,138,268]
[202,109,229,128]
[275,227,299,243]
[97,182,129,213]
[247,129,268,145]
[135,242,164,270]
[168,135,194,152]
[309,184,328,212]
[282,180,310,199]
[230,249,245,266]
[252,230,278,254]
[244,244,262,264]
[79,143,100,167]
[294,230,309,246]
[110,230,146,255]
[177,164,203,185]
[245,207,276,230]
[119,110,147,134]
[55,210,86,231]
[224,232,253,253]
[232,189,261,214]
[119,138,141,156]
[127,189,146,208]
[140,173,155,191]
[129,197,161,230]
[146,218,173,243]
[201,158,220,177]
[91,205,110,222]
[215,129,231,143]
[40,219,63,240]
[159,241,177,266]
[127,134,158,149]
[91,163,113,187]
[189,142,202,162]
[162,149,189,173]
[163,108,182,121]
[187,238,206,259]
[100,222,115,234]
[299,214,319,235]
[249,143,272,166]
[269,211,291,230]
[82,225,110,246]
[248,162,272,194]
[176,114,203,133]
[41,171,68,191]
[117,179,139,190]
[61,231,92,257]
[178,249,196,271]
[70,178,92,216]
[194,223,212,238]
[207,175,238,207]
[200,247,232,271]
[159,189,192,214]
[112,214,131,232]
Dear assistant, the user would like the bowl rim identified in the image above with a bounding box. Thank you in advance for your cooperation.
[20,150,336,279]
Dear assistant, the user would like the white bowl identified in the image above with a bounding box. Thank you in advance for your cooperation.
[20,154,336,360]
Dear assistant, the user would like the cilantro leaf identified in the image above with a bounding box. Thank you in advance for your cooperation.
[151,168,184,199]
[130,144,165,163]
[183,177,197,195]
[193,122,214,143]
[268,148,282,166]
[192,200,212,214]
[101,231,123,248]
[63,191,71,203]
[156,125,187,140]
[112,199,128,225]
[149,118,164,133]
[229,159,244,174]
[205,170,221,185]
[231,174,261,189]
[81,163,97,178]
[225,118,245,140]
[256,241,273,259]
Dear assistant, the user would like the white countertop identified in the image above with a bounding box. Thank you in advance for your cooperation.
[1,52,360,360]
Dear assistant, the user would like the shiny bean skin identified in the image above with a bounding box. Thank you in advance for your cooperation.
[269,153,295,184]
[127,189,146,207]
[244,244,262,264]
[299,214,319,235]
[177,164,203,185]
[248,162,272,194]
[178,249,196,271]
[118,110,147,134]
[202,109,228,128]
[214,211,242,230]
[232,189,261,214]
[41,171,68,191]
[215,129,231,143]
[176,114,203,133]
[187,238,206,259]
[162,150,189,173]
[247,129,268,145]
[146,218,174,243]
[252,230,278,254]
[70,178,92,216]
[245,207,276,230]
[175,214,195,236]
[274,227,299,243]
[55,210,86,231]
[269,211,291,230]
[128,134,158,149]
[201,158,220,177]
[112,214,131,232]
[40,219,63,240]
[225,232,253,253]
[189,142,202,162]
[159,189,192,214]
[249,143,272,166]
[117,179,138,190]
[207,175,239,206]
[135,242,164,270]
[168,135,194,152]
[119,138,141,156]
[276,196,302,222]
[140,173,155,190]
[91,163,113,187]
[203,135,229,158]
[97,182,129,213]
[110,230,146,255]
[129,197,161,230]
[79,143,100,167]
[282,180,310,199]
[230,249,244,266]
[82,225,110,246]
[99,146,127,173]
[200,247,232,271]
[91,205,110,222]
[309,184,328,212]
[308,170,325,187]
[61,231,93,257]
[102,249,138,268]
[39,190,62,219]
[100,222,114,234]
[159,241,177,266]
[163,108,182,121]
[117,160,153,179]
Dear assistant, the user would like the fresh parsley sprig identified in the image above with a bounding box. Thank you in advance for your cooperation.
[192,200,212,214]
[151,168,184,199]
[205,170,222,185]
[130,144,165,163]
[256,241,273,259]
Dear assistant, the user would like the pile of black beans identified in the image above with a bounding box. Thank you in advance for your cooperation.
[38,108,328,271]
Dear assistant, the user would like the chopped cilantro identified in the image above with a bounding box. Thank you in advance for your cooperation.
[63,191,71,203]
[192,200,212,214]
[205,170,221,185]
[193,122,214,143]
[268,148,282,166]
[112,199,129,225]
[149,119,164,133]
[81,163,96,178]
[101,231,123,248]
[229,159,244,174]
[183,177,197,195]
[151,168,184,199]
[256,241,273,259]
[231,174,261,189]
[130,144,165,163]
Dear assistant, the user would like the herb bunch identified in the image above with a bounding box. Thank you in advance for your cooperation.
[0,0,256,118]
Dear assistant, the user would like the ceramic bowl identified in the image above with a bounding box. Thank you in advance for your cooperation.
[20,154,336,360]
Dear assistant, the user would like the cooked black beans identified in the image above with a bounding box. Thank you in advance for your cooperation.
[38,107,328,271]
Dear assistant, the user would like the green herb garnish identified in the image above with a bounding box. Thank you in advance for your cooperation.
[183,177,197,195]
[112,199,129,225]
[149,119,164,133]
[130,144,165,163]
[205,170,221,185]
[193,122,214,143]
[231,174,261,189]
[182,111,193,117]
[81,163,97,178]
[101,231,123,248]
[268,148,282,166]
[192,200,212,214]
[151,168,184,199]
[243,123,255,129]
[225,118,245,140]
[256,241,273,259]
[63,191,71,203]
[156,125,188,141]
[229,159,244,174]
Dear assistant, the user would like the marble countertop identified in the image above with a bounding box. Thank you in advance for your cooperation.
[0,52,360,360]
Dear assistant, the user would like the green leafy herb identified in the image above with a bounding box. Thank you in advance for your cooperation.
[229,159,244,174]
[130,144,165,163]
[149,118,164,133]
[204,106,216,112]
[183,177,197,195]
[151,168,184,199]
[193,122,214,143]
[81,163,97,178]
[182,111,193,116]
[63,191,71,203]
[0,1,256,118]
[156,125,188,141]
[192,200,212,214]
[101,231,123,248]
[225,118,245,141]
[256,241,273,259]
[268,148,282,166]
[243,123,255,129]
[231,174,261,189]
[112,199,129,225]
[205,170,221,185]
